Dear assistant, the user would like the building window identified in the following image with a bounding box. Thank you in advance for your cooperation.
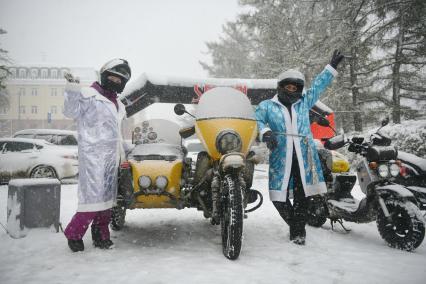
[51,105,57,114]
[51,69,58,78]
[19,69,26,78]
[9,68,16,78]
[31,88,38,96]
[19,88,25,96]
[31,106,38,114]
[60,69,68,79]
[41,69,48,78]
[31,69,38,79]
[19,106,26,114]
[51,88,57,96]
[0,107,9,114]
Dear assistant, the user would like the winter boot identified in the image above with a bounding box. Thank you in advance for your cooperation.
[94,239,115,249]
[92,225,114,249]
[68,239,84,252]
[291,224,306,245]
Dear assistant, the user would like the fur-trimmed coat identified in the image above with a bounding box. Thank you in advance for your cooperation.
[255,65,337,202]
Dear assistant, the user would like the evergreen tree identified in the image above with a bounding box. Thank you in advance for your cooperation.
[0,28,10,108]
[373,0,426,123]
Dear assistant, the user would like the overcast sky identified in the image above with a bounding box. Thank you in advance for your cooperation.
[0,0,240,80]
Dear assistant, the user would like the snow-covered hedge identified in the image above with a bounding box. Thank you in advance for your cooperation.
[379,120,426,158]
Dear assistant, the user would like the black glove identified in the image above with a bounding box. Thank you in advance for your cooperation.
[330,49,344,70]
[262,131,278,151]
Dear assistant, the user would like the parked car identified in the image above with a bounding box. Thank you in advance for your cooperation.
[0,138,78,184]
[13,129,78,147]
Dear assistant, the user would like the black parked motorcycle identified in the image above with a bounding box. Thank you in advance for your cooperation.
[308,118,425,251]
[394,151,426,211]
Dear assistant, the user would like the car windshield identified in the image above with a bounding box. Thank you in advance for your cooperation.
[57,135,78,145]
[128,143,183,161]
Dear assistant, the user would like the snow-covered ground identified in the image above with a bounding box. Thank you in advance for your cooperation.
[0,165,425,284]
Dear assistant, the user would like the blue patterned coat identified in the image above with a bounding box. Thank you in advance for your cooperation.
[255,65,337,202]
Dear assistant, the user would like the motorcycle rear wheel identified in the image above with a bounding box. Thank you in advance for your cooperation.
[377,200,425,251]
[306,196,328,227]
[221,174,244,260]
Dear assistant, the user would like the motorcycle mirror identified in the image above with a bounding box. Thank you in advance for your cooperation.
[316,116,330,127]
[174,104,186,116]
[324,134,346,150]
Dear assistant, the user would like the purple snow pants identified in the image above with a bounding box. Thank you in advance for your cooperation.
[64,209,111,240]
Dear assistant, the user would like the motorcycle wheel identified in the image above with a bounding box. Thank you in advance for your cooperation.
[110,206,126,231]
[376,199,425,251]
[306,196,328,227]
[221,174,244,260]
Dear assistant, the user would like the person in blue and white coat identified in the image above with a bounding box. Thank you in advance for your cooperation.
[255,50,344,245]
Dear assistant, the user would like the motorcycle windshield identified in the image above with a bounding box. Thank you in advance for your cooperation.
[195,87,255,120]
[135,119,182,145]
[194,87,257,159]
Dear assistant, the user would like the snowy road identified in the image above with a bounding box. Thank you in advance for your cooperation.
[1,165,425,284]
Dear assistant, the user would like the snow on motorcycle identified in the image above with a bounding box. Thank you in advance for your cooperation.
[307,118,425,251]
[113,86,262,260]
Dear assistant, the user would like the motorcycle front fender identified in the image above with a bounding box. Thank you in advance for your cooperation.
[220,153,245,172]
[374,183,418,204]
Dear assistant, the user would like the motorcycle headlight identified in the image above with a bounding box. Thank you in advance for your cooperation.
[389,163,400,177]
[216,130,242,154]
[138,175,151,189]
[155,176,168,189]
[377,164,389,178]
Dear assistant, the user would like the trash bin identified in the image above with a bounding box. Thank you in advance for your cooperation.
[7,178,61,239]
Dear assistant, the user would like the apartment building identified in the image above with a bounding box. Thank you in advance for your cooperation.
[0,65,97,137]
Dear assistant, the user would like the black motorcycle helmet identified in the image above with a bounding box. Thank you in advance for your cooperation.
[100,58,131,93]
[277,69,305,105]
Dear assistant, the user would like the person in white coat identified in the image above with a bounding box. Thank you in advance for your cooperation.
[63,59,130,252]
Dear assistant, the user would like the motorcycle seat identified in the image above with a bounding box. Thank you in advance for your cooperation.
[398,151,426,175]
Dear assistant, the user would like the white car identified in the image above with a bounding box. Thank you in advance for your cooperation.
[0,138,79,184]
[13,129,78,147]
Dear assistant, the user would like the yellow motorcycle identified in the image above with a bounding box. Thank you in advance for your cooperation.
[114,86,262,260]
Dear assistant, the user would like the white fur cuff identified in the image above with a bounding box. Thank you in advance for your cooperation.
[259,127,272,142]
[325,64,338,77]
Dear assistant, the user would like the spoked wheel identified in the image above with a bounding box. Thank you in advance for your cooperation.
[377,200,425,251]
[110,205,126,231]
[306,195,328,227]
[30,165,57,179]
[220,174,244,260]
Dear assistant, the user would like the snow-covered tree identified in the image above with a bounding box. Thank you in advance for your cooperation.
[202,0,426,130]
[372,0,426,123]
[0,28,10,108]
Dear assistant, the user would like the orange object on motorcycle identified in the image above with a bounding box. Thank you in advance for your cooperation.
[369,162,378,169]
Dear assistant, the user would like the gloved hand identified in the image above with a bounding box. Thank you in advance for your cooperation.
[262,131,278,151]
[64,72,81,93]
[329,49,345,70]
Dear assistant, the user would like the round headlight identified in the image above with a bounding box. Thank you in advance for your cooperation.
[216,130,242,154]
[138,175,151,188]
[389,163,400,177]
[378,164,389,178]
[155,176,168,189]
